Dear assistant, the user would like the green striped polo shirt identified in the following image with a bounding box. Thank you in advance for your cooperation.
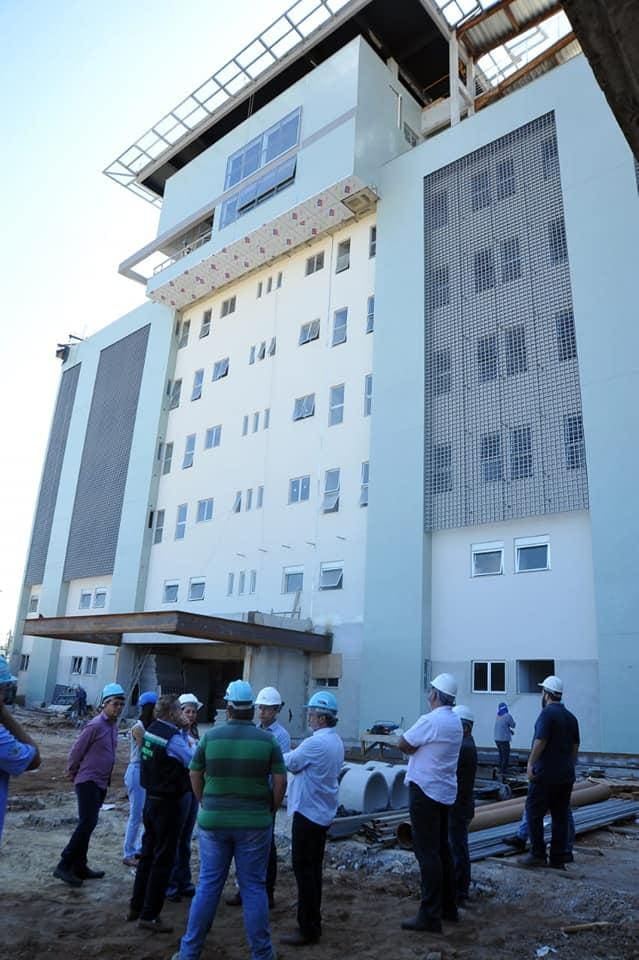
[190,719,285,830]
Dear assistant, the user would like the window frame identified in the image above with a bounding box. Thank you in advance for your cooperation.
[204,425,222,449]
[514,536,550,573]
[188,577,206,602]
[220,296,236,317]
[289,475,311,504]
[169,379,182,410]
[335,238,351,274]
[71,656,83,675]
[182,433,196,469]
[299,319,320,345]
[360,460,369,507]
[28,595,39,614]
[369,225,377,258]
[331,307,348,346]
[292,393,315,421]
[79,590,92,610]
[175,503,188,540]
[472,660,506,694]
[85,656,98,676]
[319,561,344,591]
[363,374,373,417]
[305,251,325,276]
[191,368,204,401]
[196,498,214,523]
[564,413,586,470]
[328,383,345,426]
[162,442,174,474]
[93,589,107,609]
[322,468,340,514]
[163,581,179,604]
[153,509,165,544]
[199,309,212,339]
[510,425,533,480]
[212,357,230,381]
[366,295,375,333]
[282,566,304,594]
[471,541,504,577]
[178,319,190,349]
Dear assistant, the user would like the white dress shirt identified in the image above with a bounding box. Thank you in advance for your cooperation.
[403,706,462,805]
[284,727,344,826]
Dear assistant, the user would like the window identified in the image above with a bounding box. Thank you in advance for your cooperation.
[336,239,350,273]
[79,591,92,610]
[319,562,343,591]
[224,107,301,188]
[564,414,586,470]
[169,379,182,410]
[205,425,222,449]
[315,677,340,688]
[283,567,304,593]
[305,251,325,275]
[433,348,451,396]
[246,488,253,511]
[183,434,196,469]
[556,310,577,361]
[249,345,256,364]
[293,393,315,421]
[322,469,340,513]
[163,581,179,603]
[505,325,527,376]
[220,156,297,226]
[162,442,173,474]
[332,308,348,346]
[477,333,498,382]
[249,570,257,594]
[257,281,263,298]
[510,426,533,480]
[178,319,190,348]
[541,134,559,179]
[427,190,448,229]
[472,542,504,577]
[366,295,375,333]
[363,374,373,417]
[369,225,377,258]
[269,336,277,357]
[188,578,206,601]
[220,296,236,317]
[432,443,452,493]
[289,475,311,504]
[28,595,38,614]
[93,589,107,609]
[175,503,188,540]
[212,357,229,381]
[19,654,30,672]
[232,491,242,513]
[481,433,503,482]
[360,461,369,507]
[430,265,450,309]
[500,236,522,283]
[85,656,98,676]
[548,217,568,264]
[496,156,515,200]
[196,498,214,523]
[71,656,83,674]
[191,369,204,401]
[242,415,249,437]
[199,309,212,338]
[256,485,264,508]
[517,659,555,693]
[329,384,345,426]
[263,409,270,430]
[153,509,165,544]
[515,537,550,572]
[238,571,246,595]
[266,276,273,295]
[226,572,234,596]
[299,319,320,345]
[472,661,506,693]
[257,341,266,361]
[471,169,490,211]
[276,271,283,289]
[474,247,495,293]
[252,412,260,433]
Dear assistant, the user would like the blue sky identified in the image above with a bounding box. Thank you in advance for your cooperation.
[0,0,288,638]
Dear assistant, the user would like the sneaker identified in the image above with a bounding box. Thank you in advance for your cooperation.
[503,835,527,851]
[518,853,547,868]
[53,865,83,887]
[138,917,174,934]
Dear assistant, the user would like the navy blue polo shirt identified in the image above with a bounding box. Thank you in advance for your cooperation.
[532,702,580,784]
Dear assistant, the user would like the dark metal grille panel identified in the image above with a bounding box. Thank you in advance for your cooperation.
[24,364,81,585]
[64,325,150,579]
[424,112,588,530]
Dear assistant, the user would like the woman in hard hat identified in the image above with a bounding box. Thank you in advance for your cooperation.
[166,694,202,901]
[123,691,157,867]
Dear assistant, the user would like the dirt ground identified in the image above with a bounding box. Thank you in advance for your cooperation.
[1,715,639,960]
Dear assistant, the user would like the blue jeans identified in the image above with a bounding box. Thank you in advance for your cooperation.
[179,825,273,960]
[167,790,198,894]
[123,763,146,859]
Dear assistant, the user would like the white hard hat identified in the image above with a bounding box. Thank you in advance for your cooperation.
[179,693,203,711]
[539,675,563,695]
[430,673,458,698]
[255,686,283,707]
[453,704,474,723]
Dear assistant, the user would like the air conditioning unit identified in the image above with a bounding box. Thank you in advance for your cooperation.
[341,186,379,216]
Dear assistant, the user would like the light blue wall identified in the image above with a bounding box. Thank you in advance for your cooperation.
[363,54,639,750]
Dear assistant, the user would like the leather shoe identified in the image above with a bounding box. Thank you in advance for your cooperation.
[401,916,442,933]
[518,853,547,867]
[225,891,242,907]
[138,917,174,934]
[442,909,459,922]
[503,835,527,851]
[53,865,83,887]
[77,866,105,879]
[180,885,196,898]
[126,909,140,922]
[165,892,182,903]
[280,930,319,946]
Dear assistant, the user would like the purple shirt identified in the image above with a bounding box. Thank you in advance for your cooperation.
[67,712,118,789]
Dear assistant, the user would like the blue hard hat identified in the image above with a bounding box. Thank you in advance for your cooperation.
[101,682,126,702]
[224,679,254,706]
[0,655,17,685]
[305,691,338,715]
[138,690,157,707]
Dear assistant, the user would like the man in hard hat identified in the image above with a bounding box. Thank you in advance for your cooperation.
[520,675,580,869]
[129,694,194,932]
[398,673,462,934]
[280,690,344,947]
[173,680,286,960]
[166,693,204,902]
[494,701,516,777]
[226,685,291,909]
[0,654,41,841]
[54,681,126,886]
[448,705,477,905]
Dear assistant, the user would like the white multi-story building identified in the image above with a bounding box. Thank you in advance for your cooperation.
[13,0,639,751]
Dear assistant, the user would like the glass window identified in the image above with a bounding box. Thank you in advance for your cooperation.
[477,333,498,382]
[196,498,214,523]
[220,297,236,317]
[249,344,256,364]
[322,469,340,514]
[153,509,165,544]
[246,488,253,511]
[242,415,249,437]
[175,503,188,540]
[256,485,264,508]
[205,425,222,449]
[200,309,212,338]
[369,225,377,258]
[169,379,182,410]
[189,578,206,601]
[227,572,234,596]
[366,295,375,333]
[163,582,179,603]
[93,589,106,609]
[510,426,533,480]
[432,443,452,494]
[249,570,257,594]
[85,656,98,676]
[28,595,39,613]
[360,461,369,507]
[257,281,263,299]
[336,239,350,273]
[191,369,204,401]
[79,591,92,610]
[472,542,503,576]
[329,384,344,426]
[433,348,451,396]
[541,135,559,179]
[481,433,503,482]
[183,434,196,469]
[496,156,515,200]
[266,276,273,294]
[299,319,320,345]
[319,562,343,591]
[293,393,315,421]
[564,414,586,470]
[427,190,448,229]
[474,247,495,293]
[252,412,260,433]
[263,409,270,430]
[276,272,283,289]
[471,169,490,211]
[500,236,522,283]
[305,251,325,275]
[269,336,277,357]
[505,325,527,376]
[212,357,229,381]
[257,341,266,361]
[71,656,83,674]
[430,265,450,309]
[515,539,550,572]
[238,571,246,595]
[232,491,242,514]
[548,217,568,264]
[283,567,304,593]
[364,374,373,417]
[556,310,577,361]
[19,654,30,672]
[472,660,506,692]
[162,442,173,474]
[289,475,311,504]
[178,319,190,349]
[332,308,347,346]
[220,156,297,227]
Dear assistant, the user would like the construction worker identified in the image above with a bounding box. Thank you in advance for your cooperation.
[226,685,291,909]
[54,681,126,886]
[520,675,580,869]
[281,690,344,946]
[494,702,516,776]
[448,705,477,905]
[123,690,157,866]
[128,694,193,932]
[173,680,286,960]
[166,693,204,901]
[0,654,40,841]
[398,673,462,934]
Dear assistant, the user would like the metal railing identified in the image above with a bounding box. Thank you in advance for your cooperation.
[152,229,213,276]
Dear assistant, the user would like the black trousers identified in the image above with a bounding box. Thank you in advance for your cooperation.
[526,779,573,865]
[448,808,472,900]
[59,780,106,874]
[495,740,510,775]
[291,811,328,941]
[130,795,181,920]
[409,783,457,923]
[266,814,277,899]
